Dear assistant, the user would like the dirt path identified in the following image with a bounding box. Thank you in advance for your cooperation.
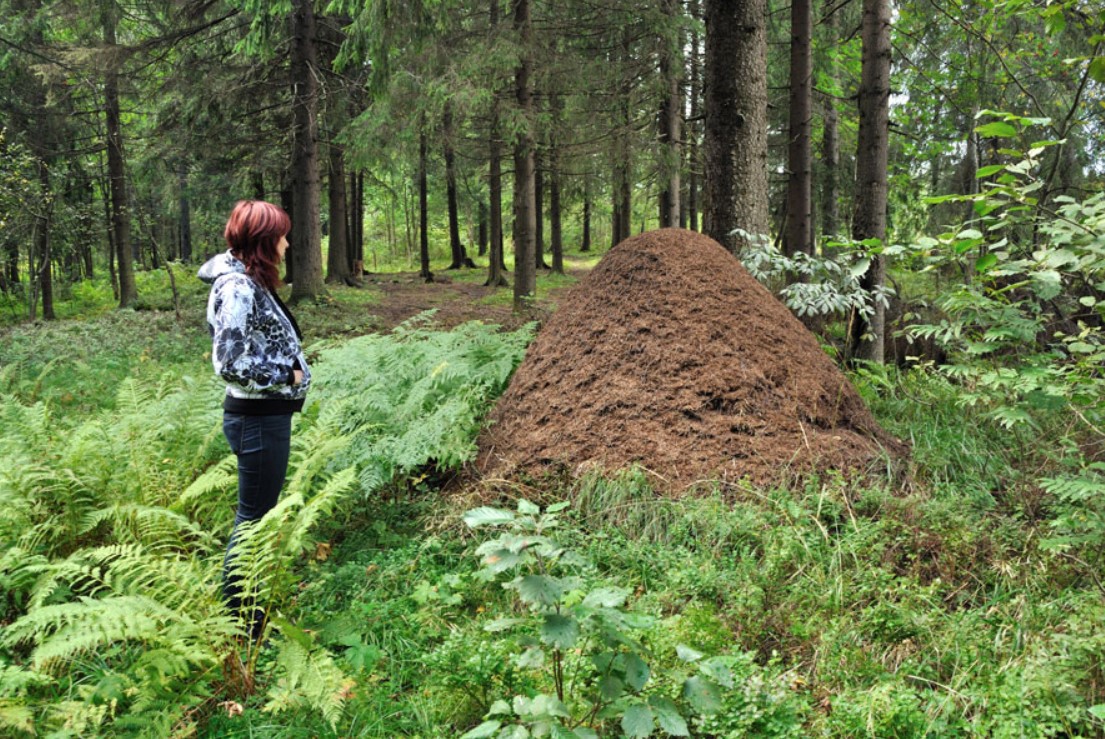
[362,268,586,332]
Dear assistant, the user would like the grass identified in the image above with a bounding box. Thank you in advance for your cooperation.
[4,261,1104,737]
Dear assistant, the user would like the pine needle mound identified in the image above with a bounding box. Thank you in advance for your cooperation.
[478,228,906,490]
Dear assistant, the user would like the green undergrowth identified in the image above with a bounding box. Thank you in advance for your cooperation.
[1,289,1103,736]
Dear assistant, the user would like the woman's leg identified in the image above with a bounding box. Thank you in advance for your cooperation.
[222,412,293,634]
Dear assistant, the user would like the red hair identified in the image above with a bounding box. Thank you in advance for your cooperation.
[223,200,291,291]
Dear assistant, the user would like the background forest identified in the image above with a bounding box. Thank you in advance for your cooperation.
[2,0,1105,737]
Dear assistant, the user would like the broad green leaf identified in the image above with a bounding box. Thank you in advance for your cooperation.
[482,548,522,573]
[1079,296,1096,307]
[1090,57,1105,84]
[488,700,512,716]
[675,644,703,663]
[975,164,1005,177]
[464,507,515,528]
[517,499,540,515]
[511,574,564,606]
[460,720,502,738]
[623,653,650,691]
[582,587,630,608]
[649,696,690,736]
[683,676,723,714]
[975,121,1017,138]
[621,704,654,738]
[546,501,571,512]
[484,617,525,632]
[599,674,625,701]
[573,730,599,739]
[1089,704,1105,720]
[700,658,735,689]
[541,613,580,649]
[976,254,998,273]
[514,646,545,669]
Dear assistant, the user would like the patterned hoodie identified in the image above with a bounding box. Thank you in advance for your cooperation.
[198,251,311,408]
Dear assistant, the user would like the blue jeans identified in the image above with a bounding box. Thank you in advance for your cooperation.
[222,412,293,635]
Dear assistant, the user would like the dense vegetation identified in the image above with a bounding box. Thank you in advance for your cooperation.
[0,268,1103,736]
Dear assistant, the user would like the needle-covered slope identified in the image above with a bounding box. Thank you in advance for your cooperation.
[478,228,905,489]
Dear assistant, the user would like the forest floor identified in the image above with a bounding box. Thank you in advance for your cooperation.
[2,246,1102,738]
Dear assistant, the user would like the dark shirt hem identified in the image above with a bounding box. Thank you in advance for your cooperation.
[223,396,305,415]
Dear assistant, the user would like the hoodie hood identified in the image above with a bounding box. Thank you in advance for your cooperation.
[197,250,246,284]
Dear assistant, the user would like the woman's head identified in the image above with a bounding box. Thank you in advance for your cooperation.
[224,200,291,291]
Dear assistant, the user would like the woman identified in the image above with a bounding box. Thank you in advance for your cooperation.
[198,200,311,635]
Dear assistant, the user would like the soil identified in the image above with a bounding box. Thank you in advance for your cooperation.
[477,228,907,490]
[360,272,561,331]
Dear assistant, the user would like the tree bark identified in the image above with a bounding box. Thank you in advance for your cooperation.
[819,0,840,242]
[702,0,769,253]
[688,0,702,232]
[478,200,488,257]
[419,121,433,282]
[535,150,548,269]
[582,184,592,251]
[444,103,468,269]
[104,4,136,307]
[848,0,891,363]
[512,0,537,309]
[326,137,355,284]
[659,0,682,228]
[783,0,812,258]
[35,159,54,320]
[290,0,325,300]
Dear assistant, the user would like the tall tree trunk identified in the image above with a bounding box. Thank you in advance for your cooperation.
[252,171,265,200]
[290,0,324,300]
[419,120,433,282]
[783,0,812,257]
[819,0,840,242]
[103,4,136,308]
[444,103,467,269]
[848,0,891,363]
[178,162,192,262]
[702,0,769,253]
[478,200,488,256]
[535,153,548,269]
[280,180,295,283]
[659,0,682,227]
[688,0,702,232]
[36,160,54,320]
[354,171,365,268]
[512,0,537,309]
[582,183,592,251]
[549,151,563,273]
[326,138,354,284]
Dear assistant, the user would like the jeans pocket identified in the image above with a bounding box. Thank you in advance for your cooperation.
[223,413,245,455]
[238,416,265,455]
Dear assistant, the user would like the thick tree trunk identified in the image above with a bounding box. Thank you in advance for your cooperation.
[280,181,295,283]
[104,7,136,308]
[848,0,891,363]
[486,0,508,287]
[821,98,840,240]
[688,0,702,232]
[658,0,682,227]
[512,0,537,309]
[326,139,355,284]
[290,0,324,300]
[444,104,467,269]
[702,0,769,253]
[419,123,433,282]
[783,0,812,257]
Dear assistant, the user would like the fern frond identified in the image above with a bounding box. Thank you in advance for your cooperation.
[263,636,352,729]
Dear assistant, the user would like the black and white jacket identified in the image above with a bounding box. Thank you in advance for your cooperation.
[199,251,311,412]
